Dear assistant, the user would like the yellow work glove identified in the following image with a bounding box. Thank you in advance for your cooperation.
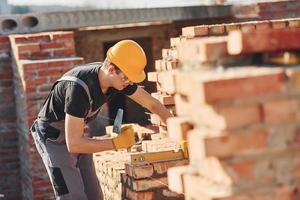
[112,125,136,150]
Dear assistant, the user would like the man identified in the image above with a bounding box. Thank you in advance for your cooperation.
[30,40,172,199]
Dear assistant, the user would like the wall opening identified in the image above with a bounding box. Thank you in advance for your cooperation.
[2,19,17,31]
[21,16,39,28]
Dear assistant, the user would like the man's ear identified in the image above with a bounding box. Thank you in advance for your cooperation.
[107,64,115,74]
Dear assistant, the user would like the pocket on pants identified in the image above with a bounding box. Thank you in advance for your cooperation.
[49,167,69,196]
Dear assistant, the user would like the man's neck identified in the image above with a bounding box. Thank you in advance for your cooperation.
[98,68,110,95]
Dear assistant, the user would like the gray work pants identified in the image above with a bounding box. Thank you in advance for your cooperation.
[31,120,102,200]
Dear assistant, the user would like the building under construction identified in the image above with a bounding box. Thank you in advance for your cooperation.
[1,0,300,199]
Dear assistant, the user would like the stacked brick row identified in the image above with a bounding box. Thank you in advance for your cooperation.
[163,18,300,199]
[93,124,188,200]
[232,0,300,20]
[147,37,181,136]
[177,17,300,69]
[181,17,300,39]
[257,0,300,19]
[0,36,21,199]
[148,17,300,135]
[9,32,84,199]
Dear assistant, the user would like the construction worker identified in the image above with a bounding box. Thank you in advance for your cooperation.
[30,40,172,200]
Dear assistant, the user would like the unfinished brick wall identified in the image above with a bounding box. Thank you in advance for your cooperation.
[9,32,84,199]
[155,17,300,199]
[93,124,188,200]
[0,36,21,199]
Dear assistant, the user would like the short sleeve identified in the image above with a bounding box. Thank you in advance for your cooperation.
[120,83,138,96]
[64,83,90,118]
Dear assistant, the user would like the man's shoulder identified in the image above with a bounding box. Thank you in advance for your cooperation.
[64,62,103,76]
[76,62,103,68]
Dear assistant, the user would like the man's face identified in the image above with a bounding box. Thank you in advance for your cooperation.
[110,64,133,90]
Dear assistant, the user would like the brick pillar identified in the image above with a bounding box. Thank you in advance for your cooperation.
[0,36,21,199]
[9,32,84,199]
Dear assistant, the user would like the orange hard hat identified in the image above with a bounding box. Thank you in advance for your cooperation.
[107,40,147,83]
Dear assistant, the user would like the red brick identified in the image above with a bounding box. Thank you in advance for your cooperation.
[25,78,48,86]
[182,25,209,38]
[37,68,64,77]
[40,42,65,50]
[125,164,154,179]
[63,41,75,49]
[240,22,256,31]
[167,165,188,194]
[157,71,177,94]
[175,68,285,104]
[152,159,188,175]
[27,35,51,43]
[130,177,168,191]
[183,173,231,198]
[14,37,27,43]
[193,103,261,130]
[254,21,271,31]
[161,48,169,59]
[271,20,287,29]
[151,92,174,105]
[288,19,300,28]
[166,60,179,70]
[14,35,51,43]
[53,49,75,57]
[31,51,51,58]
[18,52,29,59]
[147,72,158,82]
[17,44,40,52]
[228,28,300,55]
[52,32,74,40]
[204,73,284,102]
[23,62,48,70]
[24,86,37,94]
[167,116,194,141]
[47,60,72,67]
[188,129,269,159]
[262,98,300,124]
[125,187,154,200]
[154,60,162,71]
[225,23,240,32]
[208,24,225,35]
[170,37,181,48]
[177,36,228,63]
[0,36,9,42]
[0,42,10,50]
[0,69,12,80]
[184,172,293,199]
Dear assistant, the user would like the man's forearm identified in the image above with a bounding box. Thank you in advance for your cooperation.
[67,137,115,153]
[149,102,173,125]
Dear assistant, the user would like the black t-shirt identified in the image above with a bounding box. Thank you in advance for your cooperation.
[38,62,137,123]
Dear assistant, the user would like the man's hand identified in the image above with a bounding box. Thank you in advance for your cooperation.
[112,125,136,150]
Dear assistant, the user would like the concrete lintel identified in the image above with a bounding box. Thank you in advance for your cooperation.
[0,5,232,35]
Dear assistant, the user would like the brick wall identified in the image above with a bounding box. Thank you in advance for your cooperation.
[0,36,21,199]
[232,0,300,20]
[9,32,84,199]
[153,17,300,199]
[93,127,188,200]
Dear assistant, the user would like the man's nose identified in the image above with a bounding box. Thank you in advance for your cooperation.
[124,79,133,85]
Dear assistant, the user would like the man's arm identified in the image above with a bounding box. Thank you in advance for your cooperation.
[128,86,173,125]
[65,113,115,153]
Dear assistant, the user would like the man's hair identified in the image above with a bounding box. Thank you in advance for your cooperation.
[102,58,122,73]
[102,58,111,70]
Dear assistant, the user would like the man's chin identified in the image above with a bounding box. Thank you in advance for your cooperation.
[116,86,125,91]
